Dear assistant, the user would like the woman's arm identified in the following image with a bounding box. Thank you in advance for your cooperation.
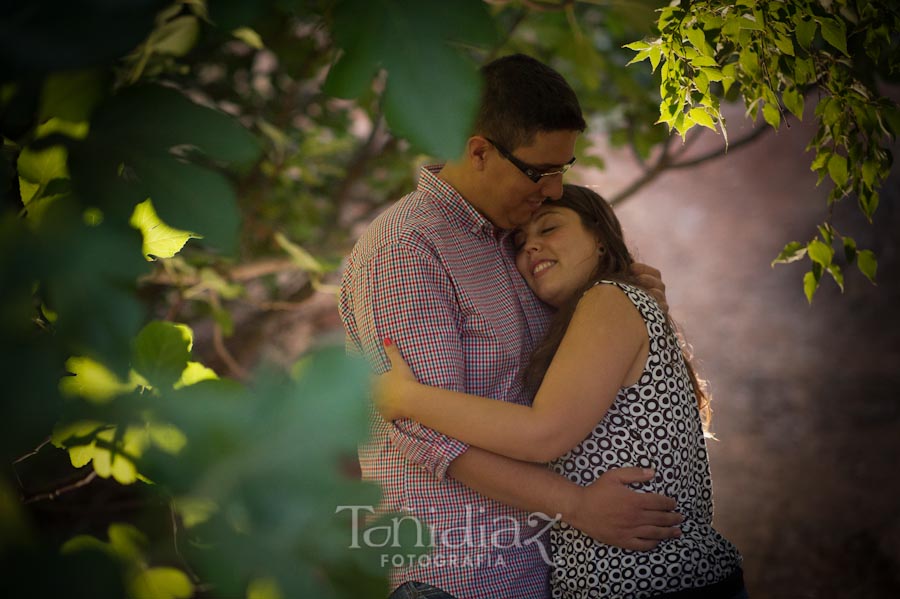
[375,284,648,462]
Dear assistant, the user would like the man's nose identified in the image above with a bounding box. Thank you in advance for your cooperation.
[540,174,564,200]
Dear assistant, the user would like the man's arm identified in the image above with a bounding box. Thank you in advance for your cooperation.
[450,448,682,551]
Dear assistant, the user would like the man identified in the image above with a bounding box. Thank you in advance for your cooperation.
[339,54,681,599]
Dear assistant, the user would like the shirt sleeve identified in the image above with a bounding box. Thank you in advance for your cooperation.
[351,241,470,481]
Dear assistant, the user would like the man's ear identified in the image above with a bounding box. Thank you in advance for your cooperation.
[466,136,491,171]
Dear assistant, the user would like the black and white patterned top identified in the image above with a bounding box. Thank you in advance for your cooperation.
[549,281,741,599]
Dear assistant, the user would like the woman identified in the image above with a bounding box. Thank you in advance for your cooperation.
[375,185,745,599]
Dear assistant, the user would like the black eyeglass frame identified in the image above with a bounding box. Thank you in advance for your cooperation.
[485,137,576,184]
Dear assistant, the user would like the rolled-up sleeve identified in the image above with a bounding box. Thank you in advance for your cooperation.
[351,242,469,480]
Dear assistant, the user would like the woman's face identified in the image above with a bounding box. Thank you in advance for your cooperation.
[514,205,601,308]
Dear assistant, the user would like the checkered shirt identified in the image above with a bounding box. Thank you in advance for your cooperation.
[339,165,554,598]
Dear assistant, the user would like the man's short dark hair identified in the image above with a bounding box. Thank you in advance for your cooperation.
[474,53,586,151]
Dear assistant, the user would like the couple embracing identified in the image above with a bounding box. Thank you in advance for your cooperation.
[339,54,746,599]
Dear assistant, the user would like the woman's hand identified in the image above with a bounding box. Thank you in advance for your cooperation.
[372,339,418,421]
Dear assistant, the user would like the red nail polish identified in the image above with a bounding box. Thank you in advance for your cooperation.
[384,338,392,347]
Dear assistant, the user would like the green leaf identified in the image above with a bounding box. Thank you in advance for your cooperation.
[129,198,201,260]
[861,160,878,189]
[649,45,663,72]
[783,87,804,120]
[772,241,807,266]
[763,101,781,129]
[827,154,848,187]
[817,17,849,56]
[826,264,844,292]
[857,249,877,283]
[232,27,264,49]
[174,361,218,389]
[107,523,147,562]
[173,496,218,528]
[131,156,241,256]
[688,108,717,131]
[147,422,187,455]
[60,356,134,403]
[803,270,819,303]
[147,16,199,57]
[843,236,857,263]
[248,578,284,599]
[859,188,879,220]
[700,67,723,81]
[810,150,830,173]
[90,85,262,166]
[131,567,193,599]
[623,40,651,52]
[326,0,496,158]
[819,97,842,128]
[132,321,192,389]
[626,48,652,66]
[39,70,106,123]
[817,224,833,246]
[774,34,795,56]
[795,17,817,50]
[91,427,148,484]
[739,49,759,75]
[807,239,833,267]
[17,119,88,185]
[274,231,324,273]
[686,27,710,54]
[793,57,815,85]
[739,13,765,30]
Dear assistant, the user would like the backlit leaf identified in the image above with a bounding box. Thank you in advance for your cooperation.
[60,356,134,403]
[131,567,193,599]
[807,239,833,267]
[130,198,200,260]
[132,321,192,389]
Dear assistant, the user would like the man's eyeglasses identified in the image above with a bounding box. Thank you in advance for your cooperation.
[486,138,576,184]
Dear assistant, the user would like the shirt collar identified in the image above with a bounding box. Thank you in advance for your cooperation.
[417,164,502,238]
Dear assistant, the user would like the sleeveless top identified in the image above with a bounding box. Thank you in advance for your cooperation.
[549,281,741,599]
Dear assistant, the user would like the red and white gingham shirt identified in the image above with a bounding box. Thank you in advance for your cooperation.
[339,165,554,598]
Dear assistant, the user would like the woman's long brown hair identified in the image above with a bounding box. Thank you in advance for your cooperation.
[524,185,712,432]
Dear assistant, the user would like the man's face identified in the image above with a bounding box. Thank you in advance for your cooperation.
[482,129,579,229]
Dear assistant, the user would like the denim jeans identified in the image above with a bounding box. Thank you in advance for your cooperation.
[388,581,458,599]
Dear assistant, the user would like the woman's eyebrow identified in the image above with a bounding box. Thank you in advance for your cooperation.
[533,209,560,221]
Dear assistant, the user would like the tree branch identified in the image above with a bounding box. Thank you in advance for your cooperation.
[140,258,300,288]
[209,293,250,381]
[13,436,52,465]
[610,135,674,206]
[666,125,770,170]
[610,126,770,205]
[170,501,202,584]
[23,471,98,504]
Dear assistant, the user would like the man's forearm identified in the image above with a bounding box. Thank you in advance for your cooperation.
[447,446,684,551]
[447,446,578,520]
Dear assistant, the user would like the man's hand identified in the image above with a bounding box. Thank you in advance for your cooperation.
[630,262,668,313]
[565,467,682,551]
